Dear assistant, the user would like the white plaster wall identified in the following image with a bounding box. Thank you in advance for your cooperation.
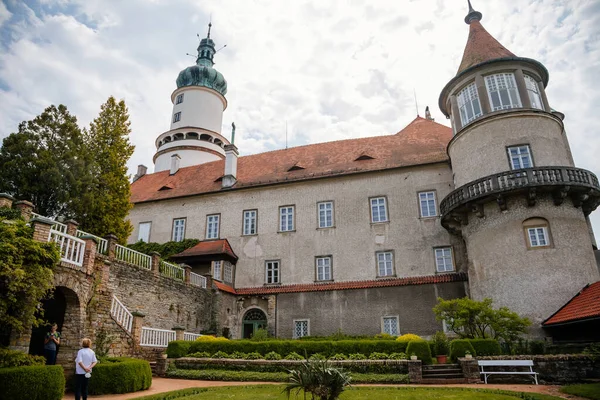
[155,148,223,172]
[128,163,465,287]
[169,87,225,133]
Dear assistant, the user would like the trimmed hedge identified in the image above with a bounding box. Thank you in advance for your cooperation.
[469,339,501,356]
[0,365,64,400]
[88,357,152,395]
[450,339,477,361]
[406,340,433,365]
[170,339,409,358]
[0,348,46,368]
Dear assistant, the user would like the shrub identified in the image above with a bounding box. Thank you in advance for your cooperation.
[211,351,229,359]
[432,331,449,356]
[127,238,200,259]
[348,353,366,360]
[469,339,501,356]
[369,352,389,360]
[450,339,477,361]
[388,352,407,360]
[0,348,45,368]
[189,351,210,358]
[196,335,229,342]
[0,208,23,221]
[330,353,348,360]
[230,351,246,359]
[529,340,546,355]
[285,352,304,360]
[0,365,64,400]
[309,353,326,361]
[284,360,351,400]
[584,343,600,360]
[396,334,422,342]
[245,352,262,360]
[406,340,433,364]
[264,351,282,360]
[166,340,191,358]
[373,333,396,340]
[250,328,270,341]
[88,357,152,395]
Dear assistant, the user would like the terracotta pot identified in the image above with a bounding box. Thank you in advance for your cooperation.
[436,355,447,364]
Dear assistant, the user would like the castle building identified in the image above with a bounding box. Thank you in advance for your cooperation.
[128,3,600,340]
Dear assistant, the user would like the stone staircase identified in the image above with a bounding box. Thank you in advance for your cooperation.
[421,363,467,384]
[149,361,158,376]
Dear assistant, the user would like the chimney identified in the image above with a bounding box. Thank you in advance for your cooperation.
[133,164,148,182]
[425,106,434,121]
[222,144,239,188]
[170,154,181,175]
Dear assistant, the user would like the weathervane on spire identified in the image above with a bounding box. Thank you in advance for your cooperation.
[465,0,483,24]
[207,21,212,38]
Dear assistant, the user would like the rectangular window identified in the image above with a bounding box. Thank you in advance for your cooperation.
[206,214,220,239]
[317,201,334,228]
[370,197,388,223]
[265,260,280,284]
[377,251,394,277]
[316,256,332,281]
[419,191,437,217]
[293,319,309,339]
[485,73,522,111]
[172,218,186,242]
[138,222,151,243]
[528,227,549,247]
[382,316,399,336]
[435,247,455,273]
[279,206,295,232]
[175,93,184,104]
[457,82,483,126]
[243,210,257,235]
[524,75,543,110]
[213,260,222,281]
[224,263,233,283]
[507,145,533,169]
[172,111,181,123]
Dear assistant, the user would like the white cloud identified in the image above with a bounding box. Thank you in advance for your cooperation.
[1,0,600,235]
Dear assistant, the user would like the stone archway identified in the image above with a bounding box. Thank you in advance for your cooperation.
[241,308,267,339]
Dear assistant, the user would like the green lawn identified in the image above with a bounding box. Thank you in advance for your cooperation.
[136,385,564,400]
[560,383,600,399]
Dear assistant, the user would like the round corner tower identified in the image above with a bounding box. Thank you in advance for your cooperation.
[154,23,230,172]
[438,2,600,332]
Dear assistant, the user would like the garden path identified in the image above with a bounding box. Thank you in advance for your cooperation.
[61,378,587,400]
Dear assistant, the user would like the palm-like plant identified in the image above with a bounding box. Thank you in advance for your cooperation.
[284,359,351,400]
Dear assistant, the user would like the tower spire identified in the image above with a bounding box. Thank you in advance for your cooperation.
[465,0,483,24]
[196,22,216,67]
[207,21,212,38]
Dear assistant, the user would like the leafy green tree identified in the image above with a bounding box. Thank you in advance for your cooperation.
[0,213,60,334]
[0,105,92,218]
[433,297,530,343]
[78,97,134,243]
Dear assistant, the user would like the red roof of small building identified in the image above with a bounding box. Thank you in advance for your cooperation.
[130,117,452,204]
[457,20,515,75]
[543,281,600,326]
[170,239,238,262]
[213,272,467,295]
[213,280,237,294]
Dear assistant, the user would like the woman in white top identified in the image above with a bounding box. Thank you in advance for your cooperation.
[75,338,98,400]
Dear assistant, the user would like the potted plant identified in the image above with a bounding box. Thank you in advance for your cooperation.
[432,331,449,364]
[410,353,418,361]
[465,350,472,360]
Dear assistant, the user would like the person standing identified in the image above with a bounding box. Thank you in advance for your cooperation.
[75,338,97,400]
[43,323,60,365]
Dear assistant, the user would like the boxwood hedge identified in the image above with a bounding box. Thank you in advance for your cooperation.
[450,339,477,361]
[88,357,152,395]
[168,339,410,358]
[469,339,501,356]
[0,365,64,400]
[406,340,433,365]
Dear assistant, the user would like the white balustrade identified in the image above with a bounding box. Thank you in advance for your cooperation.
[140,327,176,347]
[49,229,86,267]
[160,261,184,281]
[184,332,201,341]
[110,295,133,333]
[32,212,67,233]
[189,272,207,288]
[76,229,108,254]
[115,244,151,269]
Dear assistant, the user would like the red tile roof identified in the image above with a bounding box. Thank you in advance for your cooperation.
[130,117,452,203]
[170,239,238,262]
[214,272,467,295]
[457,20,515,75]
[543,281,600,326]
[213,280,237,294]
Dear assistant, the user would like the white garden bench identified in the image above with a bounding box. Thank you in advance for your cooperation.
[478,360,538,385]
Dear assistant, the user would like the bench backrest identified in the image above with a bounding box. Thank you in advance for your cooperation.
[478,360,534,367]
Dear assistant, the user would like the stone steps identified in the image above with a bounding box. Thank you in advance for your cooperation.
[421,363,466,383]
[149,361,158,376]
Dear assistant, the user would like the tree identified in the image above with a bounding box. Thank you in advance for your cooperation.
[0,214,60,334]
[78,97,134,243]
[0,105,92,218]
[433,297,530,343]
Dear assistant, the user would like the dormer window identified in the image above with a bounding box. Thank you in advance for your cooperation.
[176,93,184,104]
[485,73,521,111]
[457,82,482,126]
[524,75,544,110]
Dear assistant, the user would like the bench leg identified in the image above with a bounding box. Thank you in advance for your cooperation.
[484,374,488,384]
[534,375,538,385]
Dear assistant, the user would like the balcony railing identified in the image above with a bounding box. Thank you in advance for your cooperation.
[440,166,600,217]
[49,229,86,268]
[115,244,152,270]
[160,260,184,281]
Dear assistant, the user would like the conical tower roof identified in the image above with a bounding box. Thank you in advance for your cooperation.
[457,19,515,74]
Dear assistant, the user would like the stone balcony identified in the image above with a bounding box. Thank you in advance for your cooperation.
[440,166,600,231]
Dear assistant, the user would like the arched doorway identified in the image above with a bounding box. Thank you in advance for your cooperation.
[242,309,267,339]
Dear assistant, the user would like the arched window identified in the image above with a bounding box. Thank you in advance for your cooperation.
[524,75,544,110]
[186,132,199,140]
[523,217,551,249]
[457,82,482,126]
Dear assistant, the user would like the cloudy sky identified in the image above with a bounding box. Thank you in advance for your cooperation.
[1,0,600,233]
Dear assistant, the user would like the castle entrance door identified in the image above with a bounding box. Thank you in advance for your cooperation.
[242,309,267,339]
